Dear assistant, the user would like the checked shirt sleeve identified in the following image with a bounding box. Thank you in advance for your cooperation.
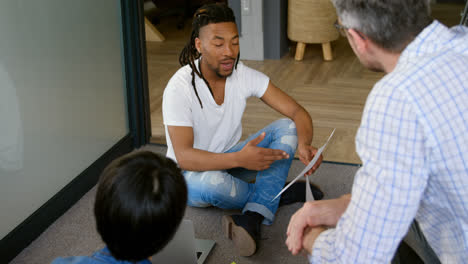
[309,80,429,263]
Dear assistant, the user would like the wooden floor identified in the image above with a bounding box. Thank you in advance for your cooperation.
[147,3,464,164]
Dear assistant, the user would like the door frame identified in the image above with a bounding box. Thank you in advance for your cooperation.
[121,0,152,148]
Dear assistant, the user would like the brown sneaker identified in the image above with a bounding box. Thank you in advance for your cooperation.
[222,215,257,256]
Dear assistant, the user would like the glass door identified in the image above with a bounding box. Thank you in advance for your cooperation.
[0,0,149,262]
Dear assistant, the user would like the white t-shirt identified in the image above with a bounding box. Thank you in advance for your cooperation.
[162,60,269,162]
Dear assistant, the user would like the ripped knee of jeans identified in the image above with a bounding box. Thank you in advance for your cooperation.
[276,118,295,129]
[208,173,225,186]
[280,134,298,152]
[272,118,298,153]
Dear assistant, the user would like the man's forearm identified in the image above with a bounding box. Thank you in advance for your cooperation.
[176,148,239,171]
[303,226,327,255]
[292,106,313,147]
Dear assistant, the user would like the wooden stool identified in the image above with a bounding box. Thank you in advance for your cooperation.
[294,42,333,61]
[288,0,339,61]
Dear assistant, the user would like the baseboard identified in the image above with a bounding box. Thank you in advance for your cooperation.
[322,160,362,167]
[0,134,134,263]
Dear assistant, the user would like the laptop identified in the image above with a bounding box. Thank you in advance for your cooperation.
[150,219,215,264]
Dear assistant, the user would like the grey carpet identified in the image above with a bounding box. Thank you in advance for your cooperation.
[11,144,359,264]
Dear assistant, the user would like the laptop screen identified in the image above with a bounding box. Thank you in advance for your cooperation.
[150,219,198,264]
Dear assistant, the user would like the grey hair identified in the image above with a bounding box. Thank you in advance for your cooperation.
[331,0,433,52]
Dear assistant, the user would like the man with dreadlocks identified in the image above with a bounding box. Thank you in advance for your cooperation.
[162,3,323,256]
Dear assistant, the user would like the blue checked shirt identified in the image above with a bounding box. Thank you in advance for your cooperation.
[310,21,468,263]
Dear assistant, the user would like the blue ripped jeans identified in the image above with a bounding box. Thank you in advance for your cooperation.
[183,118,297,225]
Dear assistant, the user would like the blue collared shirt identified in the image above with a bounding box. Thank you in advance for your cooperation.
[310,20,468,263]
[51,248,152,264]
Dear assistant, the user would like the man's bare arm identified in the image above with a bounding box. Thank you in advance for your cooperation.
[285,194,352,255]
[261,81,322,174]
[261,81,313,146]
[168,125,289,171]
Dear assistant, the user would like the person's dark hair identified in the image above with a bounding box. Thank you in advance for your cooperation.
[331,0,433,52]
[179,3,239,108]
[94,151,187,262]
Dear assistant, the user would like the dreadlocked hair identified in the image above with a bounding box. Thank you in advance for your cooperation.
[179,3,240,108]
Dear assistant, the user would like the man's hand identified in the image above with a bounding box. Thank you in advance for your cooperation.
[301,226,327,255]
[297,144,323,175]
[285,194,351,255]
[237,132,289,171]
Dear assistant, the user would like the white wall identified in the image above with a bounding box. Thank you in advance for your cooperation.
[239,0,264,60]
[0,0,128,239]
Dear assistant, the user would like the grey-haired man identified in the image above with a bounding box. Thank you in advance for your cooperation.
[286,0,468,263]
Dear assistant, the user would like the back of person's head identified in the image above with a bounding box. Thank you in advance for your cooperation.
[94,151,187,262]
[332,0,433,52]
[179,2,238,108]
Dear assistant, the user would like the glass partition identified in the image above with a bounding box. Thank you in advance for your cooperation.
[0,0,128,239]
